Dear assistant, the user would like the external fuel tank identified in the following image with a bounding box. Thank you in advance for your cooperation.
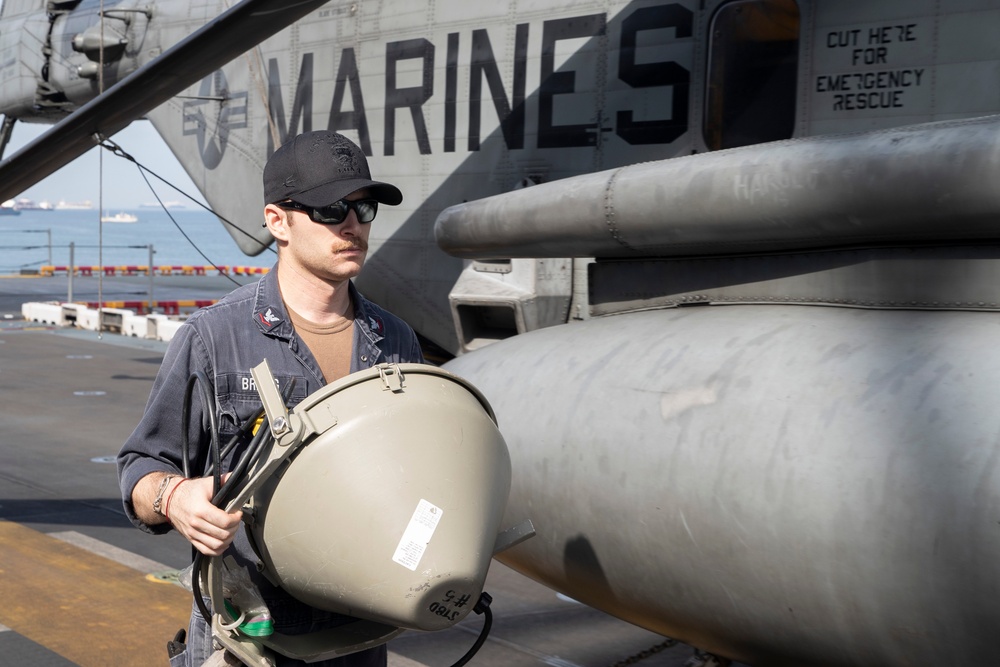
[444,304,1000,666]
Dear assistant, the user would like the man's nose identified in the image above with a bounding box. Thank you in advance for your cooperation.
[338,210,362,234]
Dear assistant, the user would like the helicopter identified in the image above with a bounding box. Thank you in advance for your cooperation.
[2,0,1000,664]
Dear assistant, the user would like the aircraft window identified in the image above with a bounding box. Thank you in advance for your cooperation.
[704,0,800,150]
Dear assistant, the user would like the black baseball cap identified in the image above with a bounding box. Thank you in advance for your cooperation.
[263,131,402,207]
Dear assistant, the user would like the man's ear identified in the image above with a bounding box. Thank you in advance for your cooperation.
[264,203,291,242]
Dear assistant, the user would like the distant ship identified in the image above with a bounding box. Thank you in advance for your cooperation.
[101,212,138,223]
[140,201,187,209]
[56,200,94,210]
[0,200,20,216]
[13,198,53,210]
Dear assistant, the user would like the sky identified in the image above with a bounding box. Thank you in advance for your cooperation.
[4,120,207,210]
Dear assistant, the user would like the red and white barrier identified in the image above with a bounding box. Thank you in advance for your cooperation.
[38,265,269,277]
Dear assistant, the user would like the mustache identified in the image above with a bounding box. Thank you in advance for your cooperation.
[332,239,368,252]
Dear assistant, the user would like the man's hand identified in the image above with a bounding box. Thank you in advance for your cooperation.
[165,475,242,556]
[132,472,242,556]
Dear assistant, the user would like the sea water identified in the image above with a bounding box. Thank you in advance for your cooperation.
[0,208,275,274]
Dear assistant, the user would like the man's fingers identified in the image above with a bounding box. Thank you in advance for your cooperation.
[185,513,240,556]
[222,509,243,528]
[169,476,243,554]
[189,512,237,539]
[191,533,230,557]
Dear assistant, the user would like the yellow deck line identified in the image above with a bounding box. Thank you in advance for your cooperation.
[0,520,191,666]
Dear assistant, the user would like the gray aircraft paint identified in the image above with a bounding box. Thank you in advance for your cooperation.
[445,303,1000,665]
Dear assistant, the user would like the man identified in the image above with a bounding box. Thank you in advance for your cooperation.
[118,131,424,666]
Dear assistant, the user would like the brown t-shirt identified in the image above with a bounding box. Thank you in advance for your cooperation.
[285,303,355,383]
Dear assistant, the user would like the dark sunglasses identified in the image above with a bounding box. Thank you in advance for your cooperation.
[278,198,379,224]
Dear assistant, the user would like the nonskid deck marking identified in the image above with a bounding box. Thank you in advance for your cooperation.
[0,520,190,667]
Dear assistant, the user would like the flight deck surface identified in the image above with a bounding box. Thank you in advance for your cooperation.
[0,276,740,667]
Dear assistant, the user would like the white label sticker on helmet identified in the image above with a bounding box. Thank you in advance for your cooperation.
[393,499,443,571]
